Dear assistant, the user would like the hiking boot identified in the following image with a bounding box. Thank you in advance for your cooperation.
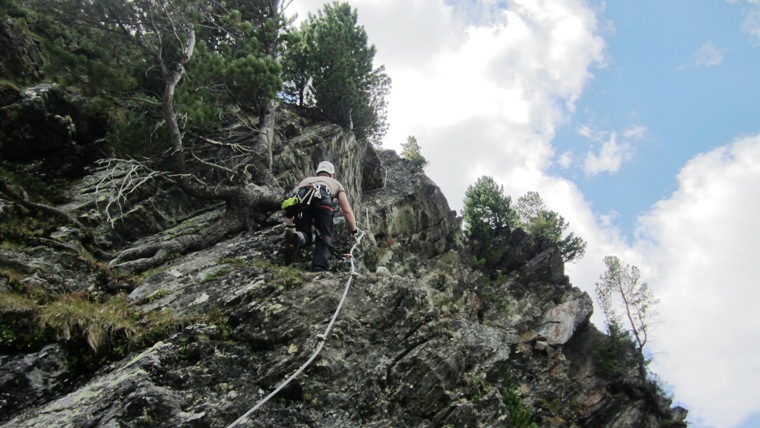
[283,231,302,265]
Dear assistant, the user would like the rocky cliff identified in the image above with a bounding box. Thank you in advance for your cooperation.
[0,21,686,428]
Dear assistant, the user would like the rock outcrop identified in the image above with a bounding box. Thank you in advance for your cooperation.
[363,150,460,266]
[0,84,107,178]
[0,71,686,427]
[0,17,43,85]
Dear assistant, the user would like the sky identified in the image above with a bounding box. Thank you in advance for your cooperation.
[288,1,760,427]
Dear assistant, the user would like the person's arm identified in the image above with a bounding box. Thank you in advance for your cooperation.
[337,191,357,233]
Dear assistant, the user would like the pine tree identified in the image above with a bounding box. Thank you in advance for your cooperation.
[594,255,657,353]
[594,255,660,393]
[30,0,288,272]
[286,2,390,145]
[462,176,518,242]
[514,191,587,263]
[401,136,429,168]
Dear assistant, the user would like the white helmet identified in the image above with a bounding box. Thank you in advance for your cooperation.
[316,161,335,176]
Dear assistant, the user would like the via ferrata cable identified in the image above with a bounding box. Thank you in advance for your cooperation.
[225,228,366,427]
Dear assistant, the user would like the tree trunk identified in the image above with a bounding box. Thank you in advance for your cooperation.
[109,182,282,273]
[108,20,285,273]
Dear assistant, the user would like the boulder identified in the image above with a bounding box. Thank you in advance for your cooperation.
[537,294,594,345]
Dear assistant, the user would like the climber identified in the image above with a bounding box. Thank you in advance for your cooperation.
[282,161,358,271]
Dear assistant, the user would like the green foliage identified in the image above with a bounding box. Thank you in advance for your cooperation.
[205,305,232,339]
[0,291,39,313]
[0,162,66,205]
[145,289,173,303]
[281,25,311,106]
[202,267,232,283]
[541,397,562,415]
[462,176,518,242]
[283,2,391,145]
[135,309,190,348]
[501,388,538,428]
[30,0,286,155]
[0,0,21,16]
[1,284,192,371]
[189,3,286,117]
[592,323,641,380]
[514,191,586,263]
[0,79,20,92]
[253,259,302,289]
[401,136,429,168]
[462,181,587,274]
[0,324,15,345]
[0,292,46,351]
[470,255,486,270]
[593,256,671,408]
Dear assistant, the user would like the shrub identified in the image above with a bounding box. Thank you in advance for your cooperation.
[501,387,538,428]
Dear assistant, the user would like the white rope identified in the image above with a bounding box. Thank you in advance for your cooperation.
[226,228,366,428]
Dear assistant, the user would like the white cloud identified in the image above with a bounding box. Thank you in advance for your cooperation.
[285,1,760,426]
[583,133,632,175]
[579,124,644,176]
[727,0,760,46]
[623,124,647,140]
[382,0,607,213]
[743,7,760,46]
[558,150,574,169]
[693,42,726,67]
[635,134,760,428]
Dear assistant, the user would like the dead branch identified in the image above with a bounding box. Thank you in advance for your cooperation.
[189,146,240,179]
[0,179,85,230]
[0,179,114,259]
[94,159,166,228]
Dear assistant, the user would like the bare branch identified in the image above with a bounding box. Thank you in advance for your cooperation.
[190,146,238,177]
[93,159,166,228]
[0,180,86,230]
[594,255,658,353]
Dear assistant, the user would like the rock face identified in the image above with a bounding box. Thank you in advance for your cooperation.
[272,112,383,218]
[0,84,107,178]
[0,102,686,426]
[362,150,460,265]
[1,220,685,428]
[0,17,43,84]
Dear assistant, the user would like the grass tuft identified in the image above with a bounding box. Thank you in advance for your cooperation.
[39,293,138,353]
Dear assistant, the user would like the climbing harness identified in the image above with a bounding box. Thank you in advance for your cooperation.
[226,228,366,428]
[282,184,332,212]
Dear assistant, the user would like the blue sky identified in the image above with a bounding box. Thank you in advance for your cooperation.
[554,0,760,236]
[290,1,760,427]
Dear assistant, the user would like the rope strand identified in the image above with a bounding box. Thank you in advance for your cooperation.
[225,228,366,428]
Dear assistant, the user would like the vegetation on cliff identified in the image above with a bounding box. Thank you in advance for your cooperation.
[0,0,686,426]
[2,0,390,273]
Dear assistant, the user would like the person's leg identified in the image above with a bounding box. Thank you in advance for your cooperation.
[284,210,312,265]
[311,207,334,271]
[295,209,313,247]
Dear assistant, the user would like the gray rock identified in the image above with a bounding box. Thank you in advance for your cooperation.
[0,109,686,428]
[0,345,71,421]
[0,17,43,85]
[538,294,594,345]
[362,150,461,271]
[0,83,107,177]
